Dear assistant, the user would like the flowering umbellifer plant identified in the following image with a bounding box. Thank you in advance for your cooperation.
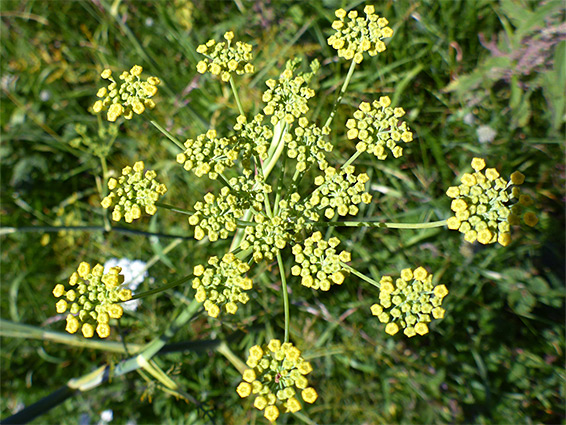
[51,5,538,422]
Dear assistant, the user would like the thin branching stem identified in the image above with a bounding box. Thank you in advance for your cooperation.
[276,251,291,343]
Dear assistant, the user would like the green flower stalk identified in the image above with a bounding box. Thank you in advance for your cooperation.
[446,157,537,246]
[327,6,394,63]
[192,253,253,318]
[236,339,318,422]
[52,262,132,338]
[101,161,168,223]
[370,267,448,337]
[196,31,254,82]
[346,96,413,160]
[291,231,351,291]
[92,65,160,122]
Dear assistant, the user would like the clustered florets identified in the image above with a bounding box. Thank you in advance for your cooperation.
[53,262,132,338]
[236,340,318,422]
[346,96,413,160]
[371,267,448,337]
[446,158,537,246]
[291,232,351,291]
[196,31,254,82]
[92,65,160,122]
[262,59,319,125]
[189,175,271,241]
[304,165,372,220]
[289,118,332,172]
[176,129,238,180]
[327,6,394,63]
[101,161,167,223]
[192,253,253,318]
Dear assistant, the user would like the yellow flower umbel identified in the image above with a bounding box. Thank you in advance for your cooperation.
[327,6,394,63]
[176,129,238,179]
[92,65,160,122]
[446,158,537,246]
[192,253,253,318]
[196,31,254,82]
[370,267,448,337]
[236,340,318,422]
[291,231,351,291]
[303,165,372,221]
[101,161,168,223]
[261,58,318,125]
[346,96,413,160]
[52,262,132,338]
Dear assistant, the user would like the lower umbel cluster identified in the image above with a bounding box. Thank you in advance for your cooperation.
[52,262,132,338]
[236,340,318,422]
[446,158,537,246]
[370,267,448,337]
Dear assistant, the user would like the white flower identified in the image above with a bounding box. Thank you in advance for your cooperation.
[99,409,113,424]
[103,258,150,311]
[476,125,497,143]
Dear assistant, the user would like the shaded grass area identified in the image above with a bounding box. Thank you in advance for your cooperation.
[1,0,564,424]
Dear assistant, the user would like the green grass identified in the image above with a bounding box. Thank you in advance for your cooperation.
[1,0,564,424]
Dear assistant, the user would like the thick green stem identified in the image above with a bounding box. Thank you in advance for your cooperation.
[324,59,357,129]
[129,273,193,301]
[149,119,185,150]
[276,251,290,343]
[340,262,381,289]
[315,219,448,230]
[229,76,245,117]
[0,225,193,240]
[341,150,363,170]
[262,122,288,177]
[154,201,192,215]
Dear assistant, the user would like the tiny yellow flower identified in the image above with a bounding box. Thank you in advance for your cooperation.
[301,387,318,403]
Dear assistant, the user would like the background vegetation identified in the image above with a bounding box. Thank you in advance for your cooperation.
[1,0,564,424]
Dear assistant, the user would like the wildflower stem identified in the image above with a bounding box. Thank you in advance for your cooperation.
[98,154,112,231]
[339,262,381,289]
[130,273,194,301]
[229,76,245,117]
[0,225,193,240]
[341,150,363,170]
[324,59,357,129]
[276,251,291,343]
[149,119,185,150]
[155,201,192,215]
[316,219,448,229]
[217,341,248,374]
[263,121,288,177]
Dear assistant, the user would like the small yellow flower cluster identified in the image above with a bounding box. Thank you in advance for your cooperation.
[289,118,333,172]
[446,158,537,246]
[241,214,294,263]
[192,253,253,318]
[236,339,318,422]
[262,59,318,125]
[53,262,132,338]
[233,114,273,176]
[370,267,448,337]
[291,232,351,291]
[196,31,254,82]
[327,6,393,63]
[92,65,160,122]
[101,161,167,223]
[304,166,372,220]
[346,96,413,160]
[189,175,271,241]
[176,129,238,179]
